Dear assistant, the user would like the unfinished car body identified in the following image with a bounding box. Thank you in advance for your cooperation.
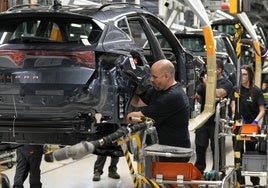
[0,3,205,145]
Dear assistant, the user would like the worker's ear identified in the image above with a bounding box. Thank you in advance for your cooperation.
[164,72,169,79]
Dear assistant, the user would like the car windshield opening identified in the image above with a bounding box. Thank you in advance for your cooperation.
[0,18,102,44]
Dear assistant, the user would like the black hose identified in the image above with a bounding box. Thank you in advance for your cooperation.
[45,118,154,162]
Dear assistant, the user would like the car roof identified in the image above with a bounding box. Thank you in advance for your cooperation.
[0,3,153,22]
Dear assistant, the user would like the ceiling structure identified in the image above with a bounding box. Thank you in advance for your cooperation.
[86,0,268,31]
[1,0,268,42]
[1,0,268,30]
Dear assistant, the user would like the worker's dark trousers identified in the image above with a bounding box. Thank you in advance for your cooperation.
[93,155,119,174]
[195,123,219,174]
[13,145,43,188]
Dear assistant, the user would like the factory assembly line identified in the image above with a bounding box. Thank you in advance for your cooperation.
[0,0,267,187]
[41,1,267,188]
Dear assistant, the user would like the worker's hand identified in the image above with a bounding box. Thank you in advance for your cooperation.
[241,115,245,124]
[251,120,258,125]
[126,111,144,124]
[194,93,202,103]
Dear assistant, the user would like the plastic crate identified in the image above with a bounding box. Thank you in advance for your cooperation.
[242,152,267,172]
[240,124,259,134]
[151,162,202,181]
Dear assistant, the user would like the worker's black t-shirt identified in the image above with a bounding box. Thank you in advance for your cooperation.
[140,82,190,148]
[197,77,233,126]
[231,85,265,123]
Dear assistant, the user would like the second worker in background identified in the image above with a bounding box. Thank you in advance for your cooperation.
[194,59,233,174]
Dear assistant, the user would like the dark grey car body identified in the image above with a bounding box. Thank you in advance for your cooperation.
[175,31,237,85]
[0,3,204,145]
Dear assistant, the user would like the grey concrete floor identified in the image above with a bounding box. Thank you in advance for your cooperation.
[1,131,267,187]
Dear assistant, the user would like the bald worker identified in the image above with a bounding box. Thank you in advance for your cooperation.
[127,59,191,162]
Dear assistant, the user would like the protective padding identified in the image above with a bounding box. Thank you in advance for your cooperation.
[151,162,202,181]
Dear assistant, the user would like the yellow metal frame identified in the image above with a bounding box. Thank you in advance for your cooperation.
[189,25,216,131]
[117,132,161,188]
[230,0,238,14]
[253,40,262,87]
